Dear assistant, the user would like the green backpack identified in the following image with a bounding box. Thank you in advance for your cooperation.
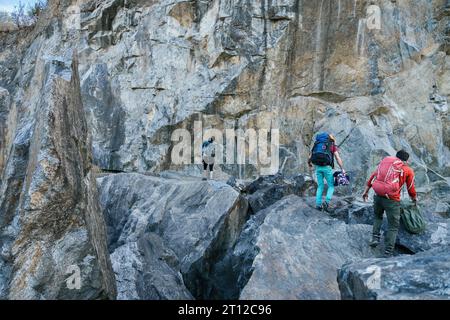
[400,201,426,234]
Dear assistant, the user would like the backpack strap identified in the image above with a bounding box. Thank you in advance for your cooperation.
[329,141,335,168]
[311,141,318,153]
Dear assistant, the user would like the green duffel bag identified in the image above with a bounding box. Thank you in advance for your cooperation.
[400,201,426,234]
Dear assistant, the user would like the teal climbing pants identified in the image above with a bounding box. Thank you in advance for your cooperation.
[315,165,334,206]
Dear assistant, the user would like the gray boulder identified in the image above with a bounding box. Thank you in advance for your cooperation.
[236,195,374,300]
[330,198,375,225]
[243,173,316,213]
[338,247,450,300]
[97,172,249,300]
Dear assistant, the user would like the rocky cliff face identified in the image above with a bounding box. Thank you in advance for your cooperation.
[1,0,450,300]
[2,0,447,185]
[75,0,450,188]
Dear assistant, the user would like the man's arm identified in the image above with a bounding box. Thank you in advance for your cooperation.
[362,171,377,202]
[405,168,417,202]
[362,186,370,202]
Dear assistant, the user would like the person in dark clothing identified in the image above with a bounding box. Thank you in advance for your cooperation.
[202,137,216,180]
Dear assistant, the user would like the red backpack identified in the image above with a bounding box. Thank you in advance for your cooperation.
[372,156,404,198]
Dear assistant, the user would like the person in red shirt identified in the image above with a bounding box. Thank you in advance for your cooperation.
[362,150,417,257]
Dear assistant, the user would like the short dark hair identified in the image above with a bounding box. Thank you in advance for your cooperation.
[396,150,409,161]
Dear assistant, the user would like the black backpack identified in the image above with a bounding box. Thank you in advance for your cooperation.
[311,133,334,167]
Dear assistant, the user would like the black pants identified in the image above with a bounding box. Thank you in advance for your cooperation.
[203,160,214,171]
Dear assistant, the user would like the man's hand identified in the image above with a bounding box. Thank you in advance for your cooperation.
[412,197,418,205]
[362,192,369,202]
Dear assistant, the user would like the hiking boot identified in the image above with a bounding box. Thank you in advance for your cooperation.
[369,234,381,248]
[322,202,333,213]
[202,177,207,181]
[383,249,394,258]
[315,204,323,211]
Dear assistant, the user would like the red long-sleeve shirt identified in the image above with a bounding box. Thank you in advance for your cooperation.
[366,164,417,202]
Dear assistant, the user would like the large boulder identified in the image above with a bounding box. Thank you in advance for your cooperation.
[0,54,116,299]
[97,172,249,300]
[242,173,317,213]
[332,198,375,225]
[234,195,374,300]
[338,247,450,300]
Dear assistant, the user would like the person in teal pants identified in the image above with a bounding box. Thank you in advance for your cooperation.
[315,165,335,210]
[308,134,346,213]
